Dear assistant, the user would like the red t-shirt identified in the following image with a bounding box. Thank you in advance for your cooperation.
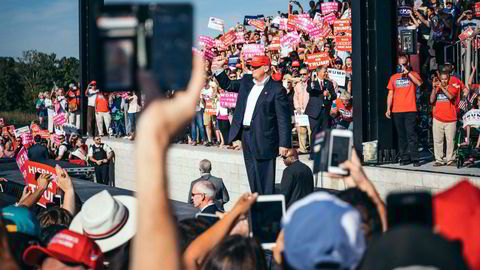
[335,99,353,122]
[387,72,422,113]
[433,79,460,122]
[95,93,109,113]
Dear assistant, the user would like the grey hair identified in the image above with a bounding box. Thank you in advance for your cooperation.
[193,180,215,199]
[199,159,212,173]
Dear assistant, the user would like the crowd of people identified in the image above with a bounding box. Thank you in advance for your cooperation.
[1,48,478,270]
[389,0,480,167]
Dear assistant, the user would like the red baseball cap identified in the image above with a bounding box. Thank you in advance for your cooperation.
[272,72,283,81]
[292,61,301,67]
[23,229,104,270]
[90,80,96,85]
[251,55,271,67]
[236,63,242,68]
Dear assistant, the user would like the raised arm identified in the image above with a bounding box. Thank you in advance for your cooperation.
[55,165,76,215]
[414,9,430,27]
[212,56,242,93]
[132,55,205,270]
[18,174,52,208]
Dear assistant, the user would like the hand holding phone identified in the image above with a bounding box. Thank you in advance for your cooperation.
[328,129,353,175]
[249,194,286,250]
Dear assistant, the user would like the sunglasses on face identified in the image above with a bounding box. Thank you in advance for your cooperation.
[300,73,308,76]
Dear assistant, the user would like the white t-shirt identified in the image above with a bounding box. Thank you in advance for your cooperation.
[200,87,213,109]
[87,88,99,107]
[127,94,140,113]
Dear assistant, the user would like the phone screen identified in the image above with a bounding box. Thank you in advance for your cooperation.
[330,136,350,167]
[104,39,134,89]
[250,201,283,245]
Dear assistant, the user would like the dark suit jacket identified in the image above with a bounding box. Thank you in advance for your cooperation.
[27,144,49,162]
[201,203,222,214]
[188,174,229,211]
[305,79,337,119]
[215,71,292,159]
[280,160,314,208]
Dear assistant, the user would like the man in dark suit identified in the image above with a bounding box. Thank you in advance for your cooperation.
[305,66,337,144]
[27,135,49,162]
[187,159,229,211]
[213,55,292,195]
[280,148,314,208]
[191,180,222,214]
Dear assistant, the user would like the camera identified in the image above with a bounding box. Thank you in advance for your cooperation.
[95,4,193,96]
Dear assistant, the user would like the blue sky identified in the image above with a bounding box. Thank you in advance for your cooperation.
[0,0,291,58]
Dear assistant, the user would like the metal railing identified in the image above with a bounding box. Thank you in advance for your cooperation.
[444,34,480,84]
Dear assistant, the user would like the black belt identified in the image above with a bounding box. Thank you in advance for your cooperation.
[243,125,251,130]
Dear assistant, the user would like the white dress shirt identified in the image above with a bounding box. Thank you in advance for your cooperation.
[243,76,270,126]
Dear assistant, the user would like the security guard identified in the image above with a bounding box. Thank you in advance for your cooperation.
[88,136,113,185]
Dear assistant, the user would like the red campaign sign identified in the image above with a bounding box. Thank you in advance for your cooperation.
[215,39,227,51]
[335,36,352,52]
[306,52,330,70]
[220,30,237,46]
[235,32,246,44]
[324,13,337,25]
[333,19,352,35]
[219,92,238,108]
[248,19,266,31]
[15,147,29,180]
[53,113,66,127]
[321,2,339,15]
[268,37,281,51]
[476,2,480,17]
[192,47,203,57]
[459,28,474,41]
[34,130,51,139]
[203,49,215,61]
[21,132,33,145]
[242,44,265,59]
[198,35,214,48]
[320,24,332,38]
[295,17,316,33]
[25,161,58,207]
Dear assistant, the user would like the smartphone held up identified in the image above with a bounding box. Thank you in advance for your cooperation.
[95,4,193,98]
[312,129,353,175]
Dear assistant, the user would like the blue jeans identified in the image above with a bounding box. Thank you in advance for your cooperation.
[127,113,136,135]
[113,120,126,136]
[191,109,205,142]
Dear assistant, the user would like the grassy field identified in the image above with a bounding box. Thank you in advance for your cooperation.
[0,111,37,128]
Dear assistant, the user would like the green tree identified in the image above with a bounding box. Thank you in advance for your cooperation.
[0,57,27,111]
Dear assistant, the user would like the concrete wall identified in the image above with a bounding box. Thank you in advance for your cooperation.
[102,139,480,211]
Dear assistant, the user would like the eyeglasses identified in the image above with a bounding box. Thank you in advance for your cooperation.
[191,193,205,198]
[300,73,308,76]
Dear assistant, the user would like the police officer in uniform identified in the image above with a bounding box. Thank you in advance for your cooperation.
[55,135,70,161]
[88,136,113,185]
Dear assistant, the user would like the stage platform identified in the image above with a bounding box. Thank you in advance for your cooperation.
[98,138,480,211]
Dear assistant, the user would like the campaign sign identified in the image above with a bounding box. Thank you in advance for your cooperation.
[220,92,238,108]
[335,36,352,52]
[215,39,227,51]
[208,17,224,31]
[463,109,480,128]
[244,15,263,26]
[334,19,352,35]
[279,18,289,31]
[397,6,412,18]
[2,125,15,135]
[15,147,29,180]
[205,100,217,115]
[280,32,301,48]
[308,25,323,39]
[476,2,480,17]
[321,2,339,15]
[320,24,332,38]
[198,35,214,48]
[220,30,237,46]
[295,17,315,32]
[313,12,323,22]
[327,68,347,87]
[53,113,67,127]
[21,132,34,145]
[268,36,281,51]
[235,32,246,44]
[34,129,51,139]
[248,19,266,31]
[242,44,265,59]
[203,49,215,61]
[295,114,310,126]
[324,13,337,25]
[25,161,58,207]
[14,126,31,138]
[306,52,330,70]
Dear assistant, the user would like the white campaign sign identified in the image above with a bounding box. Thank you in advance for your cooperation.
[14,126,31,138]
[295,114,310,127]
[208,17,224,32]
[463,109,480,128]
[327,68,346,87]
